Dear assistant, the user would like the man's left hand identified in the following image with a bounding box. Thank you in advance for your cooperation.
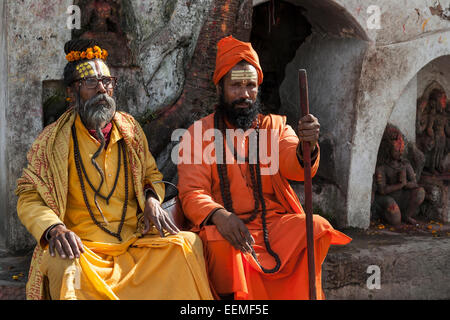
[298,114,320,149]
[143,197,180,237]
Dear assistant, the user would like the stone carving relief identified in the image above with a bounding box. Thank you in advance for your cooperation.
[372,125,425,226]
[415,84,450,222]
[74,0,132,67]
[416,87,449,174]
[372,84,450,226]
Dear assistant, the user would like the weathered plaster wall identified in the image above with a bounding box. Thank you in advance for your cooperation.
[389,75,417,143]
[279,34,368,227]
[417,55,450,98]
[348,30,450,228]
[2,0,219,253]
[278,0,450,228]
[334,0,450,45]
[3,0,450,256]
[0,0,7,248]
[337,0,450,228]
[5,0,72,252]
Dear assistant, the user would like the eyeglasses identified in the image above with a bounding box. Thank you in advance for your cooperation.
[76,76,117,89]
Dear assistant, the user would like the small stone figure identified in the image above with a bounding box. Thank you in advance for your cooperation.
[77,0,131,66]
[82,0,120,33]
[424,89,447,174]
[374,125,425,225]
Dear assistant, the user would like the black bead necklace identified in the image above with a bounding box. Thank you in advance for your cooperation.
[214,111,281,273]
[71,123,128,242]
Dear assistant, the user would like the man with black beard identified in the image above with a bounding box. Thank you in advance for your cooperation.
[216,63,261,131]
[177,36,351,300]
[15,39,213,300]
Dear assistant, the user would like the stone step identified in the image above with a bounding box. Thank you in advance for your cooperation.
[1,231,449,300]
[0,252,30,300]
[323,229,450,299]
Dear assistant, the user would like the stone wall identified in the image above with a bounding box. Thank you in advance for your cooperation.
[1,0,252,253]
[389,76,418,144]
[280,34,368,228]
[4,0,72,253]
[0,0,7,247]
[277,0,450,228]
[417,55,450,99]
[2,0,450,255]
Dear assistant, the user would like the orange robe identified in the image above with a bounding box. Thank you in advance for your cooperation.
[177,113,351,300]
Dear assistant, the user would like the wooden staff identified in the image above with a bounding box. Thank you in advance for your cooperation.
[298,69,316,300]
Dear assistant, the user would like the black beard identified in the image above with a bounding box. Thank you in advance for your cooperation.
[77,93,116,131]
[218,94,260,131]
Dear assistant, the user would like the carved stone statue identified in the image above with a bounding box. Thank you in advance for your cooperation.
[417,88,448,174]
[426,89,447,173]
[413,85,450,223]
[76,0,131,66]
[373,125,425,226]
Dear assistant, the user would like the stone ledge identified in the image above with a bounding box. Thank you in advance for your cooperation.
[323,229,450,299]
[0,253,31,300]
[0,282,26,300]
[2,231,450,300]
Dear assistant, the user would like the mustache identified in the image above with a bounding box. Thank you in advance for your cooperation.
[218,94,260,130]
[231,98,254,108]
[78,93,116,131]
[83,93,116,111]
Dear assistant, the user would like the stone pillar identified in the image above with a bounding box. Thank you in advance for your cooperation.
[0,0,7,249]
[4,0,71,253]
[280,35,368,228]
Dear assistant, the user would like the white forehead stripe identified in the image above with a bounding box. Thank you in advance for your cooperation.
[231,70,258,80]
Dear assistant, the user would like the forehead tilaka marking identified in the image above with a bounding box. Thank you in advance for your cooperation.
[75,60,111,79]
[230,69,258,81]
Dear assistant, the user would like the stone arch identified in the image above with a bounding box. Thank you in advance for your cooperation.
[347,34,450,228]
[253,0,369,40]
[264,0,369,228]
[420,81,447,100]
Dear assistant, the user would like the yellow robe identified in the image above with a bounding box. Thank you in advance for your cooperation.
[16,110,213,300]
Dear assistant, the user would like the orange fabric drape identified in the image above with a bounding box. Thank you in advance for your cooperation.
[213,35,263,85]
[178,113,351,299]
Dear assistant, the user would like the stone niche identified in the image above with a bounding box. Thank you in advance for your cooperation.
[43,0,141,126]
[72,0,134,67]
[371,82,450,226]
[273,0,369,228]
[250,1,311,114]
[415,84,449,223]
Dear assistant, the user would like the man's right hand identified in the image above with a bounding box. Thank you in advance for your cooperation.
[211,209,255,254]
[48,225,85,259]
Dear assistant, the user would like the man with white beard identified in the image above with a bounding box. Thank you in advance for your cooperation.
[15,39,212,300]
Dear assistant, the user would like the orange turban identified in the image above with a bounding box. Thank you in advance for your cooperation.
[213,35,263,85]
